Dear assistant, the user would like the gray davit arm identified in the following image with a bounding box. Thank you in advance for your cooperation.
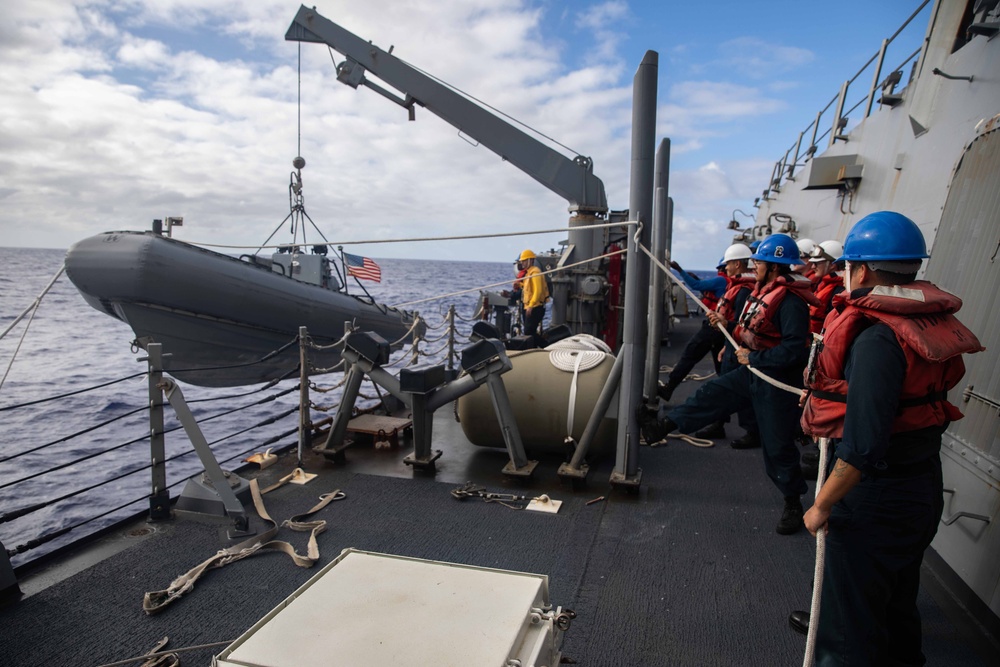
[285,5,608,214]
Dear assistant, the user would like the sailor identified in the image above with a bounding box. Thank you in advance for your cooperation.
[791,212,983,664]
[642,233,819,534]
[518,249,549,337]
[670,258,727,313]
[656,256,729,407]
[806,240,845,335]
[706,243,761,449]
[794,238,818,287]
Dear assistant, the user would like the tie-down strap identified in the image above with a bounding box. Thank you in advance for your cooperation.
[142,478,345,614]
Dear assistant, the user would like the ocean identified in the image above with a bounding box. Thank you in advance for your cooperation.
[0,246,515,568]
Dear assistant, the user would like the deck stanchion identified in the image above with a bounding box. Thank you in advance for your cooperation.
[446,305,457,380]
[298,326,310,467]
[146,343,170,521]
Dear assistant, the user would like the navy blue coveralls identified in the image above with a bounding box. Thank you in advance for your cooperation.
[816,323,945,667]
[666,292,810,499]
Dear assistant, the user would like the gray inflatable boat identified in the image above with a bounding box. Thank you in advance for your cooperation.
[65,230,419,386]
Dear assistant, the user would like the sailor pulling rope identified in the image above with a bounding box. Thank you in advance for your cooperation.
[640,239,828,666]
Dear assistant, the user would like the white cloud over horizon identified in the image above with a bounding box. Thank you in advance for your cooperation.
[1,0,890,271]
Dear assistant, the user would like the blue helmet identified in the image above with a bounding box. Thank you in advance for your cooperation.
[749,239,762,252]
[751,233,803,265]
[839,211,929,262]
[716,257,726,269]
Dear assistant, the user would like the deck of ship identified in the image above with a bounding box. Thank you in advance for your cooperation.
[0,316,994,666]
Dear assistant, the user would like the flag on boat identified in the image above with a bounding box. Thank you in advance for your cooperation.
[344,252,382,283]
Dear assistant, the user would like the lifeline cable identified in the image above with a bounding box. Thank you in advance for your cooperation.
[184,219,634,250]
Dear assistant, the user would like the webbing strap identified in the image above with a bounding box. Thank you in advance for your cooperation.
[142,478,345,614]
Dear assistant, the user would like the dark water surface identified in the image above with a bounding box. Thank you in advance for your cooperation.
[0,245,513,567]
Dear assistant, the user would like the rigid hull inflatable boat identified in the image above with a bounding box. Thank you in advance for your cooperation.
[64,231,419,387]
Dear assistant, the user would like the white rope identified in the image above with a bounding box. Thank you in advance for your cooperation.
[802,436,830,667]
[638,243,802,396]
[646,432,715,449]
[184,220,636,251]
[391,247,627,309]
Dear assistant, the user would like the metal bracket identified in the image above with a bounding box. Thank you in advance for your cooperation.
[160,379,251,536]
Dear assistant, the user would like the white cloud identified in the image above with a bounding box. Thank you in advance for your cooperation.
[0,0,799,273]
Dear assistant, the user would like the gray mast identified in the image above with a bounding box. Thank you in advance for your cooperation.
[611,50,658,491]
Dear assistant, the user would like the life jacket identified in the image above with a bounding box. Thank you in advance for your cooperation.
[808,272,843,335]
[801,281,983,438]
[735,273,820,350]
[716,273,755,322]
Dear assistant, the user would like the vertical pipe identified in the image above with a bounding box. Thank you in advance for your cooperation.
[830,80,849,147]
[864,39,889,119]
[614,50,658,484]
[809,110,823,155]
[298,326,310,467]
[788,131,805,180]
[643,185,667,401]
[147,343,169,520]
[447,306,456,378]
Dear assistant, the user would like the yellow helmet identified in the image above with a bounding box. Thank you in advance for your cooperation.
[519,249,536,261]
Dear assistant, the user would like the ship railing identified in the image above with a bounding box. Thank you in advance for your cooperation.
[763,0,932,201]
[0,342,303,572]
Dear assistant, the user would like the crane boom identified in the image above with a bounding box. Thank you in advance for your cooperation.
[285,5,608,214]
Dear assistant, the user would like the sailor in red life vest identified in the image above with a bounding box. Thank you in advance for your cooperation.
[706,243,761,448]
[789,212,983,665]
[806,240,845,335]
[642,233,820,535]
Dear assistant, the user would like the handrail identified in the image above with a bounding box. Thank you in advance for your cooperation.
[766,1,932,197]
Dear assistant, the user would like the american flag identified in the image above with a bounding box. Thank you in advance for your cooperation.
[344,252,382,283]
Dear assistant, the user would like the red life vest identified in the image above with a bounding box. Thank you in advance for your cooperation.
[699,270,726,311]
[801,281,983,438]
[716,273,755,322]
[808,272,843,335]
[735,273,820,350]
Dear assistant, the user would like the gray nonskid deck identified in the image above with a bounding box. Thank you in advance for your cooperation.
[0,317,989,666]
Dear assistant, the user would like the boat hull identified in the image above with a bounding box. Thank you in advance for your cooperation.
[64,231,417,386]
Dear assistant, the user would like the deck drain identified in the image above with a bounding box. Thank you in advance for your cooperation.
[126,527,154,538]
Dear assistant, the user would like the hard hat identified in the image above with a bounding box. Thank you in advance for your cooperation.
[519,249,536,261]
[839,211,929,261]
[809,240,844,263]
[723,243,753,262]
[751,233,804,265]
[716,257,726,269]
[795,238,817,257]
[749,239,762,251]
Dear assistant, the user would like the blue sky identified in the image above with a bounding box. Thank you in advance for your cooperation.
[0,1,930,268]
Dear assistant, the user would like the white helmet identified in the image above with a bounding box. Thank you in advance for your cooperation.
[795,238,817,257]
[723,243,753,262]
[809,240,845,263]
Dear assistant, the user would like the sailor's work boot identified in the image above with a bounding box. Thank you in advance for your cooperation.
[776,496,804,535]
[730,431,760,449]
[656,380,678,403]
[694,421,726,440]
